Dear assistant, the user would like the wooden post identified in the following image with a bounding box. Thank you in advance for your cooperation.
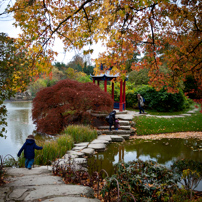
[112,82,114,100]
[93,78,95,84]
[97,80,100,86]
[104,78,107,92]
[123,80,126,110]
[119,80,123,111]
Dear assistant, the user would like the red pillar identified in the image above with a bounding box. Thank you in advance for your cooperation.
[93,78,95,84]
[123,80,126,110]
[97,80,100,86]
[119,80,123,111]
[112,82,114,100]
[104,78,107,92]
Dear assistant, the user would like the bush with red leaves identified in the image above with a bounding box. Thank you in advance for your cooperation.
[32,79,114,135]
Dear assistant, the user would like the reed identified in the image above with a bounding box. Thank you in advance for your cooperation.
[63,125,98,143]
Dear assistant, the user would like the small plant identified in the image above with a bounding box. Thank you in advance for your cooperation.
[0,155,18,185]
[172,160,202,200]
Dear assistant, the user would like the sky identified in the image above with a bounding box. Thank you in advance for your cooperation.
[0,3,106,65]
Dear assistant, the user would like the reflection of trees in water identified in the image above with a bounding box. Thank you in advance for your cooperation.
[123,139,202,164]
[6,102,35,145]
[88,139,202,176]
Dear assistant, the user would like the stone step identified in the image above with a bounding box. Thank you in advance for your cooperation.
[98,129,132,135]
[119,120,130,125]
[97,125,131,130]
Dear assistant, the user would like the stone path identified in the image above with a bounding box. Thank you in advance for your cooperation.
[1,166,100,202]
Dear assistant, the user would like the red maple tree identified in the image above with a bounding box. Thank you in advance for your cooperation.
[32,79,113,135]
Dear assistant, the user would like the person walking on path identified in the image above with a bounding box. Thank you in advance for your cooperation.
[137,93,145,114]
[106,111,116,131]
[17,135,43,169]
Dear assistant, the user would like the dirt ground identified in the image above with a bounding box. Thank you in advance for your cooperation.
[131,131,202,140]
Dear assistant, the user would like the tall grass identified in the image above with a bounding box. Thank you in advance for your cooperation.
[63,125,98,143]
[18,125,98,166]
[134,110,202,136]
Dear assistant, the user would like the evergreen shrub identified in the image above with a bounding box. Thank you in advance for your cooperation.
[126,85,192,112]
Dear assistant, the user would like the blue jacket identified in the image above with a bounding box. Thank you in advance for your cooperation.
[17,138,43,159]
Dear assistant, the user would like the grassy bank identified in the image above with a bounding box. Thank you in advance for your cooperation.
[134,105,202,136]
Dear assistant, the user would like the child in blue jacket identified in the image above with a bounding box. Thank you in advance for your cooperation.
[17,135,43,169]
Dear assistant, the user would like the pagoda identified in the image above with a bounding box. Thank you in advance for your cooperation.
[91,64,128,111]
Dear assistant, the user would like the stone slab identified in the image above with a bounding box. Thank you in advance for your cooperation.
[88,143,106,151]
[74,142,89,147]
[66,150,85,157]
[9,188,29,200]
[97,135,112,141]
[23,185,95,201]
[100,130,131,135]
[72,146,87,151]
[7,175,64,187]
[91,139,110,144]
[43,197,101,202]
[5,167,51,177]
[0,187,10,202]
[110,135,124,142]
[73,158,87,165]
[120,135,130,140]
[81,148,95,156]
[182,114,192,116]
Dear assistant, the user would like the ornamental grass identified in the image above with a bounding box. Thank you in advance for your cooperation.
[63,125,98,143]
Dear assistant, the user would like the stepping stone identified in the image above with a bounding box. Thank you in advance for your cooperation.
[73,158,87,165]
[120,134,130,140]
[81,148,95,157]
[119,120,130,125]
[43,196,101,202]
[74,142,89,147]
[100,130,131,135]
[97,135,112,142]
[110,135,124,142]
[187,110,196,113]
[7,175,64,187]
[72,146,87,151]
[66,150,85,158]
[88,143,106,151]
[182,114,192,116]
[91,139,110,144]
[98,126,130,130]
[22,185,95,201]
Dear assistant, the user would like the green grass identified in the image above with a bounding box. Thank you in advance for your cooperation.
[134,105,202,135]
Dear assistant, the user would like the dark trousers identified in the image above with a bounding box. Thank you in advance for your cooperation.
[138,103,144,114]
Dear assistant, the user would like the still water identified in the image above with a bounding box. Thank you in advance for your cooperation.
[0,101,36,158]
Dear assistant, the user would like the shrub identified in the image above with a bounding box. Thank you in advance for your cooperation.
[126,85,192,112]
[32,79,113,135]
[101,160,180,202]
[63,125,97,143]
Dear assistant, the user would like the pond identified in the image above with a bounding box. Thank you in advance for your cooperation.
[88,138,202,191]
[0,101,36,158]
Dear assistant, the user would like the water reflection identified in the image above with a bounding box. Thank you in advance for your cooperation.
[89,139,202,174]
[0,101,36,158]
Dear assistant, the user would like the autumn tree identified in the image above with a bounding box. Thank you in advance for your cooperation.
[32,79,113,135]
[1,0,201,93]
[0,31,53,137]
